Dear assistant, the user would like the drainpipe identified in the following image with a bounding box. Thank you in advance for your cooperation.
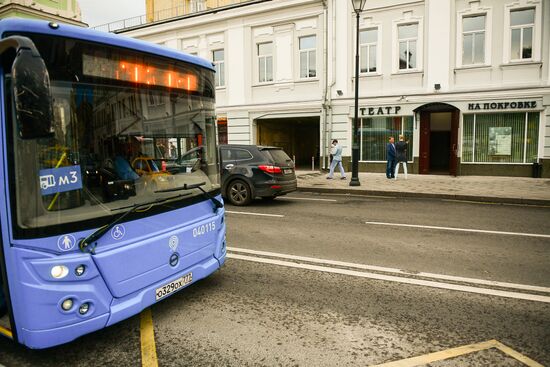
[321,0,336,170]
[321,0,328,170]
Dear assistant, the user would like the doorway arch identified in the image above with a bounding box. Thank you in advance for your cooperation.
[414,103,461,176]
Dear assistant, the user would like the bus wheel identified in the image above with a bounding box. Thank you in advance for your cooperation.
[227,180,252,206]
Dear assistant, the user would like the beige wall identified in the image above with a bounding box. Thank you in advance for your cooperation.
[146,0,247,22]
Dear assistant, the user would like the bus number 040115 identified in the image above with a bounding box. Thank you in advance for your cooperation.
[192,221,216,238]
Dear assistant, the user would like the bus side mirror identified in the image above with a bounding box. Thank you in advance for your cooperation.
[12,46,54,139]
[0,36,54,139]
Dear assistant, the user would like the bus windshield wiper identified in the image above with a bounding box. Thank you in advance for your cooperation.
[78,192,192,253]
[155,182,223,212]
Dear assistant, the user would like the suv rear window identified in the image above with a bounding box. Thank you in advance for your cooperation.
[262,149,293,166]
[230,149,253,160]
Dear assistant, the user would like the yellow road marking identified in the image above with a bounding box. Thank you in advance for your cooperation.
[370,339,543,367]
[140,308,159,367]
[493,340,545,367]
[0,326,12,339]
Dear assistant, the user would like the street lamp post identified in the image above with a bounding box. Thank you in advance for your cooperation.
[349,0,366,187]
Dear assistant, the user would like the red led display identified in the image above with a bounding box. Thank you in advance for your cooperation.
[83,54,198,91]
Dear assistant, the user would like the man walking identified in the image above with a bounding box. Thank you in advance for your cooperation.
[327,139,346,180]
[386,136,397,179]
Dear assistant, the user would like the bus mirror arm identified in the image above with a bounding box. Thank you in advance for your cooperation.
[0,36,54,140]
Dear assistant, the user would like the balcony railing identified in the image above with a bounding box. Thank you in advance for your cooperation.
[93,0,256,33]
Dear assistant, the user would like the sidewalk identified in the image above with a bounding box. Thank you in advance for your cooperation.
[295,170,550,205]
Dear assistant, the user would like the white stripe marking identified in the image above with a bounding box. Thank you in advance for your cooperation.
[227,253,550,303]
[278,197,337,202]
[365,221,550,239]
[227,247,550,294]
[225,211,284,218]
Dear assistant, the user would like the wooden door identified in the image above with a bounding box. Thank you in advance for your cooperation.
[449,110,459,176]
[419,112,430,174]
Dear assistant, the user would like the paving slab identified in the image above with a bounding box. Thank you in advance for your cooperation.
[295,170,550,205]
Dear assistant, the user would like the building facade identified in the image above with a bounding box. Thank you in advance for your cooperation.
[0,0,84,26]
[117,0,550,177]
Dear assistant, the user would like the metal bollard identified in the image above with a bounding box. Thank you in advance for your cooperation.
[311,156,315,171]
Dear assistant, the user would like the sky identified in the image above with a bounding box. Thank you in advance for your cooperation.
[78,0,146,27]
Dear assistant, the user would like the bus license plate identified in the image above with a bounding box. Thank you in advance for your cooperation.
[284,169,293,174]
[155,272,193,301]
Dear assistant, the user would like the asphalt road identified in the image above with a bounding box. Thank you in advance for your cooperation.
[0,193,548,366]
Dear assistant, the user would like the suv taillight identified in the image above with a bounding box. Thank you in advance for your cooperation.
[258,165,282,174]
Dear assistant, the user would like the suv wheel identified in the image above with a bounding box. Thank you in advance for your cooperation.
[227,179,252,206]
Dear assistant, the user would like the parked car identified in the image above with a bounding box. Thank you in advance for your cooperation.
[219,144,297,206]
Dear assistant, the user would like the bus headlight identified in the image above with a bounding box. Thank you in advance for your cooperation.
[51,265,69,279]
[61,298,73,311]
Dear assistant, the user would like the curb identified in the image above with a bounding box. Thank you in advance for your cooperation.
[296,186,550,206]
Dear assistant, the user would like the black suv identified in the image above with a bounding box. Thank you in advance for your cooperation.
[220,144,297,206]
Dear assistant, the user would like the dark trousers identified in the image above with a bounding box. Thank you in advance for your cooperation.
[386,158,397,178]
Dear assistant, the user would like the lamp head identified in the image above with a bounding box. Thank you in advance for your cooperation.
[351,0,367,14]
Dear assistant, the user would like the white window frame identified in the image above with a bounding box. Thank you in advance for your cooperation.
[359,27,379,75]
[298,35,317,79]
[456,7,492,68]
[509,8,535,61]
[257,42,273,83]
[503,1,542,64]
[392,17,423,73]
[462,17,485,65]
[212,49,225,88]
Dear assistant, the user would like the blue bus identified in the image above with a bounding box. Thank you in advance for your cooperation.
[0,18,226,349]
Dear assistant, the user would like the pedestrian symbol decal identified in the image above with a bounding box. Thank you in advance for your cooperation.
[57,234,76,251]
[111,225,126,240]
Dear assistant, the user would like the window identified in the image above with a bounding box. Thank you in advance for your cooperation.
[191,0,206,12]
[462,112,539,163]
[299,35,316,78]
[212,49,225,87]
[510,8,534,60]
[462,14,486,65]
[360,28,377,73]
[360,116,413,161]
[258,42,273,83]
[398,23,418,70]
[230,149,253,161]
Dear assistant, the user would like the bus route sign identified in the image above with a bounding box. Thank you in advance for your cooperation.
[39,165,83,196]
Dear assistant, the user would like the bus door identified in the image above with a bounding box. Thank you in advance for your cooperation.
[0,34,57,342]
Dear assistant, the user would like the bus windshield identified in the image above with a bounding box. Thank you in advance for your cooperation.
[7,33,219,236]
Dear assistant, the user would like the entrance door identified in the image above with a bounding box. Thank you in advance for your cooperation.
[419,112,430,174]
[418,107,460,175]
[449,110,459,176]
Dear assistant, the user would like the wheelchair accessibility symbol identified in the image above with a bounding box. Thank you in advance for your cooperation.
[111,225,126,240]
